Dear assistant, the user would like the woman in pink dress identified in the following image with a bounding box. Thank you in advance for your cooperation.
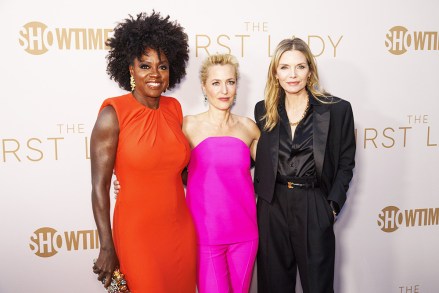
[182,54,260,293]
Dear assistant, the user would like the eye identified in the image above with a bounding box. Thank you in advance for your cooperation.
[280,65,288,70]
[140,64,150,69]
[227,80,236,85]
[212,81,220,86]
[159,65,168,70]
[297,64,307,70]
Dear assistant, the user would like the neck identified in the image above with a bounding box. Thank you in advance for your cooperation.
[284,90,308,109]
[207,107,232,127]
[132,91,160,109]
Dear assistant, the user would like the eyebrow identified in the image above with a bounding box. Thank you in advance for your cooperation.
[138,58,169,64]
[210,78,236,82]
[279,62,307,66]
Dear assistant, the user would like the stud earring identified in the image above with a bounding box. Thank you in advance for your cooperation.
[130,75,136,91]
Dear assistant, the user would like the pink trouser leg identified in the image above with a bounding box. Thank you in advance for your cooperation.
[197,240,258,293]
[227,240,258,293]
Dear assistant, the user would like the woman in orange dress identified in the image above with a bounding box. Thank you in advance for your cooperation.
[91,12,196,293]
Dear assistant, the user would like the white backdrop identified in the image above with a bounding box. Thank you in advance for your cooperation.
[1,0,438,292]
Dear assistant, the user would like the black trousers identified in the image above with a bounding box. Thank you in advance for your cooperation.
[257,182,335,293]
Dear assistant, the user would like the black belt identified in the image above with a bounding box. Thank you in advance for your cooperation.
[276,175,319,189]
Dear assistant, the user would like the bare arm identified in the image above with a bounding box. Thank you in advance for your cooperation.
[247,118,261,161]
[250,138,259,161]
[91,106,119,288]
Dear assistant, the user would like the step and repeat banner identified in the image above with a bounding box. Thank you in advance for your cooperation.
[1,0,438,292]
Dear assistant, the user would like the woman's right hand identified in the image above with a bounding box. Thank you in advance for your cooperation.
[92,246,119,288]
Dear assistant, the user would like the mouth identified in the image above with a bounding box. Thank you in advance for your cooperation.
[218,97,231,102]
[287,81,300,86]
[146,82,162,89]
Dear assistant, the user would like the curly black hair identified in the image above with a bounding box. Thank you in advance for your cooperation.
[106,11,189,91]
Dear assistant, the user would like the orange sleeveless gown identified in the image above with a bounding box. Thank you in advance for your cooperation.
[100,93,196,293]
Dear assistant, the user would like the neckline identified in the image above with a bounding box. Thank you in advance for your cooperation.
[129,93,161,110]
[192,136,249,152]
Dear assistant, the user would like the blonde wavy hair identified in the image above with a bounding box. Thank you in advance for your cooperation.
[262,38,329,131]
[199,53,239,85]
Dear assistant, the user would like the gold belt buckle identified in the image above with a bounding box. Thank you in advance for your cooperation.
[287,182,294,189]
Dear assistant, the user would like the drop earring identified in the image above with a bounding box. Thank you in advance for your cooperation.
[130,75,136,91]
[203,94,208,106]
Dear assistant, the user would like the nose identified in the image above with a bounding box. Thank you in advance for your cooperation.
[290,68,297,78]
[221,83,228,94]
[150,66,161,77]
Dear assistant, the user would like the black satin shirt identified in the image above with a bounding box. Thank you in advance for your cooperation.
[277,99,316,178]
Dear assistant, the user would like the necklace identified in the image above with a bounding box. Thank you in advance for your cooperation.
[288,98,310,127]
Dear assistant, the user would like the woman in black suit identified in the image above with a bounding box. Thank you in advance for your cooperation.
[254,38,356,293]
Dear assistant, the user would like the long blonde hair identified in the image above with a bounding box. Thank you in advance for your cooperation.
[262,38,328,131]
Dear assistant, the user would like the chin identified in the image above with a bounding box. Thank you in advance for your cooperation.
[286,87,306,95]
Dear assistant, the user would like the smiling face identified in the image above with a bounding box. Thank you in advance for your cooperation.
[275,50,311,96]
[129,48,170,100]
[202,64,237,111]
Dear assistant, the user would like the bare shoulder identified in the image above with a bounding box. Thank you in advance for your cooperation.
[183,114,195,125]
[241,115,257,126]
[183,112,206,136]
[95,106,118,131]
[91,105,119,145]
[235,115,260,138]
[236,115,256,128]
[182,115,194,134]
[184,113,205,126]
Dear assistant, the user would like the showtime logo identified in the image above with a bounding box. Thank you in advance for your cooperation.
[29,227,99,257]
[18,21,113,55]
[377,206,439,233]
[385,26,439,55]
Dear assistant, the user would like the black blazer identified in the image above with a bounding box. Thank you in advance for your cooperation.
[254,93,356,211]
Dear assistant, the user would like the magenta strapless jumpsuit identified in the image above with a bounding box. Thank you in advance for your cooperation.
[186,136,258,293]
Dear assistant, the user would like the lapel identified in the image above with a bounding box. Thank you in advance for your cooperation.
[311,94,330,182]
[269,121,280,177]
